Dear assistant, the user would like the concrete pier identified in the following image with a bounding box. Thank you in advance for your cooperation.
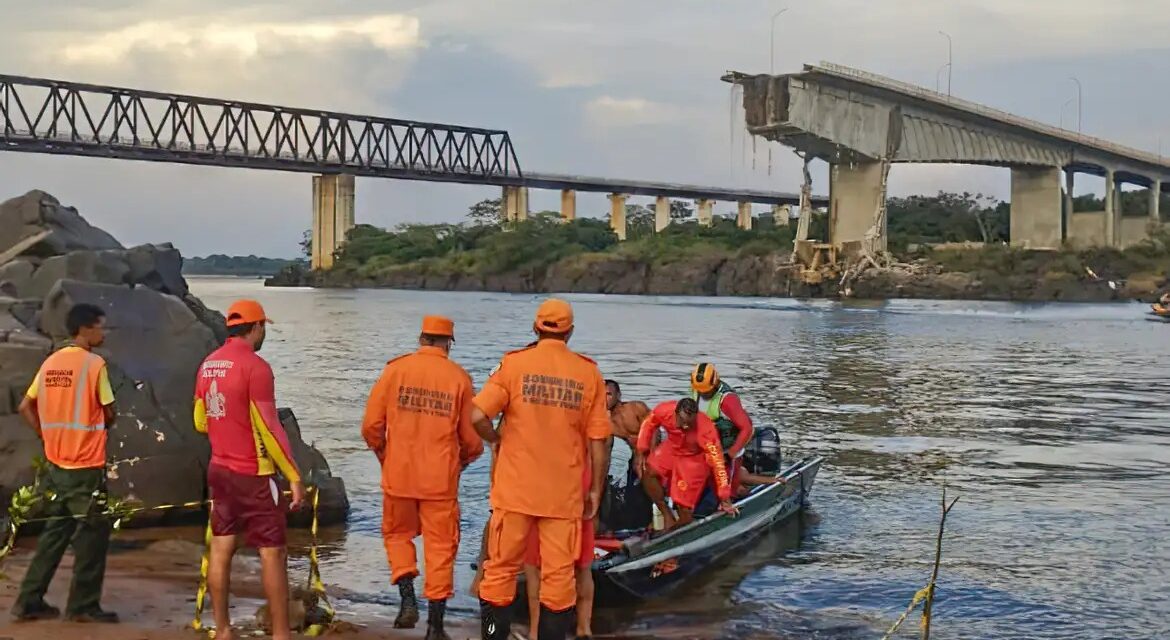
[311,173,355,270]
[1150,180,1162,223]
[655,196,670,232]
[1009,167,1062,249]
[560,189,576,221]
[609,193,628,240]
[697,199,714,227]
[1104,169,1116,247]
[1064,170,1075,242]
[829,161,884,251]
[737,202,752,230]
[772,204,790,226]
[503,186,529,222]
[1068,211,1107,248]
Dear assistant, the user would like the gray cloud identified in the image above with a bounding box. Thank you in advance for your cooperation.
[1,0,1168,256]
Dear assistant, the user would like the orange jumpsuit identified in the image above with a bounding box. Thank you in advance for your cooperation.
[637,400,731,509]
[361,345,484,601]
[475,339,612,612]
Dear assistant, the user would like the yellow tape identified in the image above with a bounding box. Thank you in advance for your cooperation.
[880,584,934,640]
[305,486,335,633]
[190,503,213,632]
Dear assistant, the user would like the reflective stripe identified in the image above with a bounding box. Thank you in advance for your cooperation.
[41,422,106,431]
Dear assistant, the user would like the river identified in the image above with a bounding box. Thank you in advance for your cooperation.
[188,277,1170,639]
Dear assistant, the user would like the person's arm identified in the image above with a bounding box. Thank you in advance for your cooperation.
[360,366,392,463]
[17,396,40,439]
[96,364,116,429]
[471,360,511,445]
[457,380,485,467]
[583,376,613,520]
[635,412,658,455]
[249,362,305,509]
[721,393,754,458]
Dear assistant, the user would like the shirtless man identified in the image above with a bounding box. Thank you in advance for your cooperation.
[605,380,649,453]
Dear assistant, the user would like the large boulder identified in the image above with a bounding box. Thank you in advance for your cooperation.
[0,191,122,257]
[125,243,187,297]
[0,260,36,297]
[25,251,131,298]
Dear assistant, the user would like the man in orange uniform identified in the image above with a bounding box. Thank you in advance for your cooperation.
[194,300,305,640]
[361,315,483,640]
[13,304,119,624]
[472,299,611,640]
[636,398,737,529]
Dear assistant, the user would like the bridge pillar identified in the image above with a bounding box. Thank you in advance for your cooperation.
[560,190,576,221]
[697,199,714,226]
[829,161,885,253]
[311,174,355,270]
[655,196,671,232]
[609,194,628,240]
[1104,169,1117,247]
[1064,169,1075,243]
[772,204,789,227]
[737,202,752,230]
[1150,179,1162,224]
[1009,167,1062,250]
[502,186,529,222]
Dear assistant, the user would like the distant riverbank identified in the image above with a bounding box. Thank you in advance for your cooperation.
[266,245,1167,303]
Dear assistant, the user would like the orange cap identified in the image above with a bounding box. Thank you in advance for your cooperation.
[421,315,455,337]
[534,298,574,334]
[225,299,273,327]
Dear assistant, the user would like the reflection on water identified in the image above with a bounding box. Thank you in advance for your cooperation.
[188,279,1170,639]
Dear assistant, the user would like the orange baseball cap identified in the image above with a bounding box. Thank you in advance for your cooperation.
[225,299,273,327]
[421,315,455,337]
[534,298,574,334]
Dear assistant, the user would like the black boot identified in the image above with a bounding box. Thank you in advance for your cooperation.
[425,599,452,640]
[394,577,420,629]
[536,605,575,640]
[479,598,512,640]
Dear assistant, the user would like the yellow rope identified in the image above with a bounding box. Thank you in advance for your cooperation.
[190,505,214,632]
[304,486,335,637]
[880,585,932,640]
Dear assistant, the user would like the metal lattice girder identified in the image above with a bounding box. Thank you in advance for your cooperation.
[0,74,522,184]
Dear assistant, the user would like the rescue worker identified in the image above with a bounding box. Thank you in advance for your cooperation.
[361,315,483,640]
[521,451,595,640]
[12,303,119,623]
[635,398,738,529]
[689,363,775,493]
[194,300,306,640]
[471,298,611,640]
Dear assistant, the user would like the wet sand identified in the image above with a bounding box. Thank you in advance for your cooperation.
[0,529,477,640]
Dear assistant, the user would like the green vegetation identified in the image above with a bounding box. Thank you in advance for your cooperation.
[184,254,303,276]
[308,191,1170,291]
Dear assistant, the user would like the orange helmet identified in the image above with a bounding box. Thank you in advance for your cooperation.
[690,363,719,395]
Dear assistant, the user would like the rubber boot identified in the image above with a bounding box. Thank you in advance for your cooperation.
[425,599,452,640]
[479,598,512,640]
[536,605,575,640]
[394,578,420,629]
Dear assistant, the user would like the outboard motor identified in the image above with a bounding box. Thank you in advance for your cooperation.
[743,427,783,475]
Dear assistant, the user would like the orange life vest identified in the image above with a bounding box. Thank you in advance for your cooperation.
[37,347,109,469]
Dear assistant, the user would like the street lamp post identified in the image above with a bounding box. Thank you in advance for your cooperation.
[771,8,789,74]
[1068,76,1083,135]
[938,31,953,96]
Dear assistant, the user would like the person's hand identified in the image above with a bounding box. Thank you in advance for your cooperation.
[289,481,307,511]
[717,500,739,517]
[584,487,602,520]
[634,452,647,476]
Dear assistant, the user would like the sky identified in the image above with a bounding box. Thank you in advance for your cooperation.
[2,0,1169,257]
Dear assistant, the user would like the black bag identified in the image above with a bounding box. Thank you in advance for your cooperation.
[598,460,652,533]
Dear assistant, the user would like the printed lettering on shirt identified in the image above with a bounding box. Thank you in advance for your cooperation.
[205,379,227,419]
[396,385,455,417]
[43,369,75,388]
[520,374,585,410]
[200,360,235,379]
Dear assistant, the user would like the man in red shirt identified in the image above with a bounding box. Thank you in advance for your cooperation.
[193,300,305,640]
[690,363,773,495]
[636,398,737,529]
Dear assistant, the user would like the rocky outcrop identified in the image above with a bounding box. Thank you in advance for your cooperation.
[0,190,348,526]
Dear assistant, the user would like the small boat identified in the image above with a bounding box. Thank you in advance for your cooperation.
[589,454,823,604]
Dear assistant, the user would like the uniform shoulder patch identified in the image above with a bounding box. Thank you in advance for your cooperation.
[572,351,597,365]
[385,353,411,366]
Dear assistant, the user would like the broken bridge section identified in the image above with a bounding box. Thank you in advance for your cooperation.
[725,62,1170,251]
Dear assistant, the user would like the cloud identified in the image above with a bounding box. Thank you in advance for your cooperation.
[58,15,422,65]
[584,96,696,129]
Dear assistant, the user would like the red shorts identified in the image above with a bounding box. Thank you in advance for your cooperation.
[524,516,594,569]
[208,464,287,548]
[648,445,712,510]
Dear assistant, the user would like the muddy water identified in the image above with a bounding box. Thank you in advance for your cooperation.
[189,278,1170,639]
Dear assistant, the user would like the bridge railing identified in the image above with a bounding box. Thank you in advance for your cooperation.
[0,75,522,183]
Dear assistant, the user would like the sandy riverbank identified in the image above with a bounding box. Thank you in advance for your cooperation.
[0,528,477,640]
